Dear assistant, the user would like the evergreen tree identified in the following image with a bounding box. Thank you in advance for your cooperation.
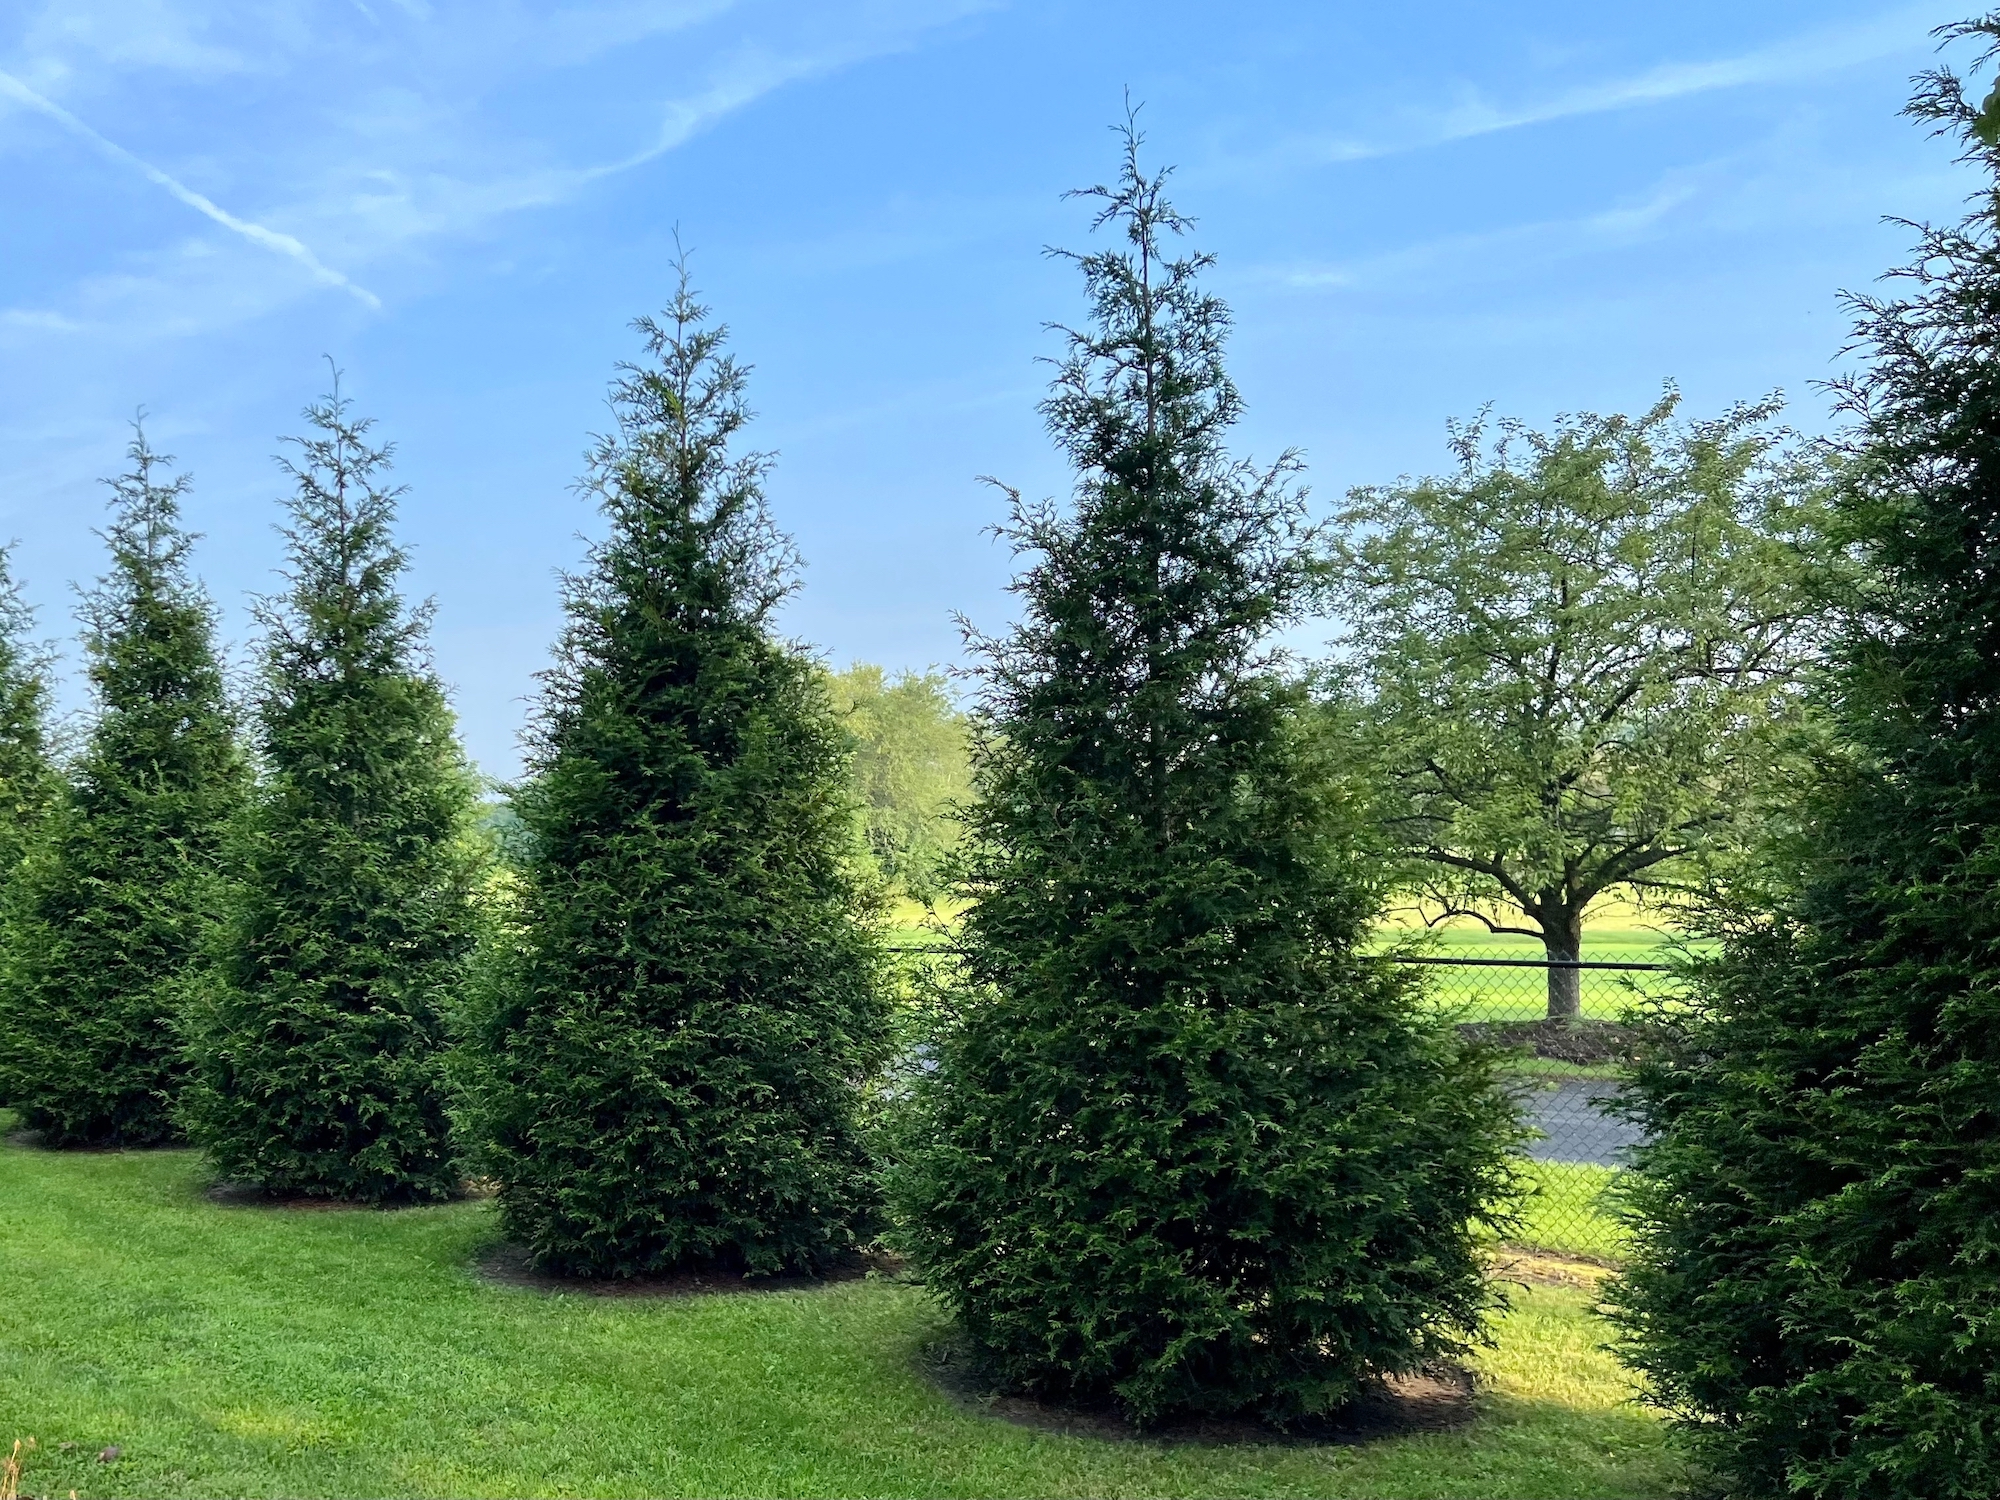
[0,543,56,880]
[1610,23,2000,1497]
[889,130,1520,1426]
[182,383,481,1203]
[0,427,243,1146]
[459,271,886,1278]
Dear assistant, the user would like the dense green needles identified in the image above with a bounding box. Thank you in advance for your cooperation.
[0,543,56,881]
[890,129,1522,1426]
[0,428,243,1146]
[1611,23,2000,1498]
[459,272,887,1277]
[181,383,483,1203]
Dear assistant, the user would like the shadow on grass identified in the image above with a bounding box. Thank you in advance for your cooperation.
[470,1241,899,1300]
[915,1334,1479,1450]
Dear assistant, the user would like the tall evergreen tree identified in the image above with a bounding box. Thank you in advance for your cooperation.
[182,383,482,1203]
[0,543,56,880]
[889,131,1520,1426]
[0,428,243,1146]
[459,271,886,1278]
[1610,22,2000,1497]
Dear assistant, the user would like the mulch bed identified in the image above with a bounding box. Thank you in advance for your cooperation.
[1461,1017,1646,1066]
[920,1344,1477,1447]
[472,1242,893,1299]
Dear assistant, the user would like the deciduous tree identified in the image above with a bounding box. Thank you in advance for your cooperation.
[1334,396,1827,1017]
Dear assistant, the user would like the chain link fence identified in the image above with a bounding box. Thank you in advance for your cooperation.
[1390,955,1669,1262]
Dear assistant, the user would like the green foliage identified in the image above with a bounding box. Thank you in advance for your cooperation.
[890,129,1522,1427]
[827,663,969,900]
[1609,26,2000,1497]
[0,429,243,1146]
[181,383,482,1203]
[1333,392,1829,1015]
[0,544,56,878]
[459,272,887,1278]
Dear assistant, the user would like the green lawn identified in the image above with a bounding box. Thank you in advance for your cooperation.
[0,1126,1674,1499]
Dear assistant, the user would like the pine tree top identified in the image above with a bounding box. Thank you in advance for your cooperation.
[0,543,51,757]
[533,261,795,763]
[82,422,227,718]
[980,118,1318,721]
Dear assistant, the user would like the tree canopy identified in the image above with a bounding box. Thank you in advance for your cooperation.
[1334,392,1829,1015]
[826,663,969,901]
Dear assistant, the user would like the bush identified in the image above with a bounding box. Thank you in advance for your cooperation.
[888,131,1522,1426]
[459,273,887,1277]
[0,544,56,882]
[0,430,243,1145]
[1609,30,2000,1497]
[181,384,483,1203]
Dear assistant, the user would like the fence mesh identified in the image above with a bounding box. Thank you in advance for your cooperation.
[1392,955,1669,1262]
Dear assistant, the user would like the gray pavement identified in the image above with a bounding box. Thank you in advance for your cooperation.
[1513,1078,1645,1167]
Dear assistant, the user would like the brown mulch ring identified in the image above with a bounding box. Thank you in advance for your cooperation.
[920,1345,1477,1448]
[473,1243,899,1299]
[1460,1017,1646,1066]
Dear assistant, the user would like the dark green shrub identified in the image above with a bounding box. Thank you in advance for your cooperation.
[887,132,1521,1427]
[1609,27,2000,1497]
[181,384,483,1203]
[0,543,56,880]
[458,273,887,1278]
[0,429,244,1146]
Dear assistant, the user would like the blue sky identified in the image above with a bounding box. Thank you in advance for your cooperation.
[0,0,1981,778]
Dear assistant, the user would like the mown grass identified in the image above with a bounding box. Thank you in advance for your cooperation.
[1506,1161,1631,1263]
[0,1121,1672,1500]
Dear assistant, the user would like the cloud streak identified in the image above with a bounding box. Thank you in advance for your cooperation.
[0,68,381,309]
[1297,1,1959,165]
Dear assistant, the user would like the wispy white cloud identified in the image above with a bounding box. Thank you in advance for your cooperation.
[0,68,381,308]
[1260,179,1704,293]
[1282,1,1959,167]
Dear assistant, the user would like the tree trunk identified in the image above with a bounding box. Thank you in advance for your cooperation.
[1543,911,1584,1022]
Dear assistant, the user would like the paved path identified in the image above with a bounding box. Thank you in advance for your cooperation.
[1513,1079,1645,1167]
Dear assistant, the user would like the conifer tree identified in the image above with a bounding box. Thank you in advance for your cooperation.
[1616,17,2000,1496]
[1609,23,2000,1497]
[0,428,243,1145]
[181,383,481,1203]
[0,543,56,880]
[459,271,886,1278]
[889,130,1520,1426]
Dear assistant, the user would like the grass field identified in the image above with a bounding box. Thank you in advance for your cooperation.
[0,1123,1673,1500]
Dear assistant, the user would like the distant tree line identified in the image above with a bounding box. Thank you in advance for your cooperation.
[0,19,1997,1487]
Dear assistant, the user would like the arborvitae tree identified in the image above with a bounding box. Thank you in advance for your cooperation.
[1610,23,2000,1497]
[888,131,1520,1426]
[0,428,243,1145]
[459,271,886,1278]
[181,383,481,1203]
[0,543,56,878]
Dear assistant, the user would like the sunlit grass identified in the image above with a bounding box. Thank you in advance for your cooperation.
[0,1122,1672,1499]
